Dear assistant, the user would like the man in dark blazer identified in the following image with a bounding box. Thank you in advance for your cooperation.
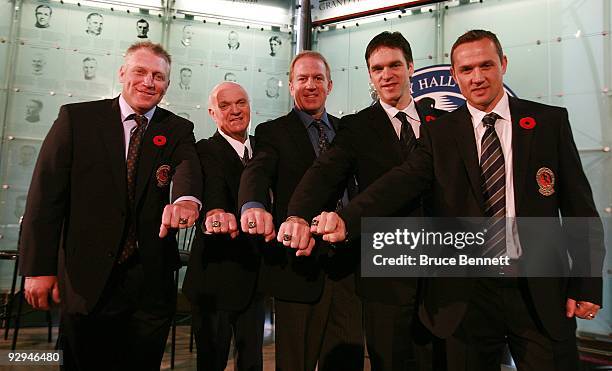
[282,32,446,371]
[238,51,363,371]
[183,82,264,370]
[311,30,604,371]
[20,42,202,370]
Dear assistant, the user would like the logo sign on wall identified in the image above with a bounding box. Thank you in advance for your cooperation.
[411,64,516,112]
[312,0,426,24]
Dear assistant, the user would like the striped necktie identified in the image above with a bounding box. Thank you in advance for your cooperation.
[479,112,506,258]
[395,111,417,154]
[118,113,148,264]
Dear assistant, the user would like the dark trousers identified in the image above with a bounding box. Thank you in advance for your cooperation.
[191,295,265,371]
[60,261,175,371]
[447,278,579,371]
[274,274,364,371]
[364,299,442,371]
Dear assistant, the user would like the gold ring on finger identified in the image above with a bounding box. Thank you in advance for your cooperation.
[248,221,256,229]
[211,221,221,228]
[179,217,189,225]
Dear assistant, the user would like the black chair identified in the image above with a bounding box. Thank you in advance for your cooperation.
[1,218,53,350]
[170,225,195,369]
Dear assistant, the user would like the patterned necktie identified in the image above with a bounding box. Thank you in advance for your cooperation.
[395,111,417,153]
[118,113,148,264]
[479,112,506,258]
[241,146,249,167]
[314,120,330,155]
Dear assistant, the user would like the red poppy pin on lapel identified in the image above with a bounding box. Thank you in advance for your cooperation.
[153,135,167,147]
[519,117,536,130]
[425,115,436,123]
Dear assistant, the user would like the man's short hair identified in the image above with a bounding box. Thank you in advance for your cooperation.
[269,35,281,45]
[451,29,503,66]
[82,56,96,63]
[35,4,52,14]
[30,99,43,110]
[365,31,413,68]
[87,12,102,21]
[137,18,149,26]
[289,51,331,82]
[180,67,192,74]
[125,41,171,66]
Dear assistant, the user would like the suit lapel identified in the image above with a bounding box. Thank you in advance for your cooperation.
[509,97,534,215]
[212,132,243,199]
[284,110,316,165]
[367,101,403,162]
[452,105,486,213]
[135,107,168,206]
[99,98,128,206]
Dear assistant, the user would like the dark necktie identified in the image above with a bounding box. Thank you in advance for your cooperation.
[395,111,417,154]
[313,119,344,211]
[118,114,148,264]
[241,146,249,166]
[314,120,330,155]
[479,112,506,258]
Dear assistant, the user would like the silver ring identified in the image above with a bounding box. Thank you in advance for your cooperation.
[311,219,319,226]
[283,234,292,242]
[179,217,188,225]
[248,221,256,229]
[587,313,595,319]
[211,220,221,228]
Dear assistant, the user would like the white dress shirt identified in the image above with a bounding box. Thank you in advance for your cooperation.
[467,92,522,259]
[118,95,201,209]
[218,129,252,161]
[380,98,422,139]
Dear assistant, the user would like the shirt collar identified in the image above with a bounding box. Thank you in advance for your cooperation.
[467,91,510,129]
[218,129,252,159]
[294,107,332,131]
[119,94,157,123]
[380,98,419,123]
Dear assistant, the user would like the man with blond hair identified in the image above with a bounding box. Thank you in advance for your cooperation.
[20,41,202,370]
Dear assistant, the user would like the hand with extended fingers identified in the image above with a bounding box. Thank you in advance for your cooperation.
[240,207,276,242]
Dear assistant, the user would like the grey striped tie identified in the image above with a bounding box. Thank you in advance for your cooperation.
[479,112,506,258]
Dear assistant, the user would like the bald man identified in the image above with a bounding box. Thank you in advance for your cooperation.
[183,82,264,371]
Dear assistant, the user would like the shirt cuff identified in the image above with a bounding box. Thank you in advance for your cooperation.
[174,196,202,210]
[241,201,266,215]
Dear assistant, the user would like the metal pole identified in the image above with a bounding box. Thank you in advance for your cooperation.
[295,0,311,52]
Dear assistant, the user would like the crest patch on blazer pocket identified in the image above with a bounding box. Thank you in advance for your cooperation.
[536,167,555,196]
[156,164,173,187]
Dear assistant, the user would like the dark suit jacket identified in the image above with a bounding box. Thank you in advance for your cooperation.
[183,132,260,311]
[19,98,202,315]
[339,97,604,340]
[238,110,353,303]
[287,100,446,305]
